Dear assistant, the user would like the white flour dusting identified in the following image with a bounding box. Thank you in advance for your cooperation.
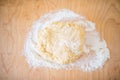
[23,9,110,71]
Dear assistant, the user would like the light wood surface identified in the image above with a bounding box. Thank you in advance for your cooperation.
[0,0,120,80]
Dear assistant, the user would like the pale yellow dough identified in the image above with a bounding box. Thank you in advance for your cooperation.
[38,22,85,64]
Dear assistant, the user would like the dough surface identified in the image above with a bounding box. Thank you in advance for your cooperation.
[38,22,85,64]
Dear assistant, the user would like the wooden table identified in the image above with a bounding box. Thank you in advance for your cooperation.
[0,0,120,80]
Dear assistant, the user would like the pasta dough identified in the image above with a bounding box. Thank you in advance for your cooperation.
[37,22,85,64]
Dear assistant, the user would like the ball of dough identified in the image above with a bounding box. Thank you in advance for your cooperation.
[37,22,85,64]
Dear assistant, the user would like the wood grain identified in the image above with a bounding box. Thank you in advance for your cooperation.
[0,0,120,80]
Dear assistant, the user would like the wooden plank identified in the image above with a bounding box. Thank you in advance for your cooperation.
[0,0,120,80]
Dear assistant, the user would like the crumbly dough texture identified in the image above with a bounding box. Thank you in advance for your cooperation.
[37,22,85,64]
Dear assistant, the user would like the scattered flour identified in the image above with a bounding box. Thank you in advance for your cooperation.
[23,9,110,71]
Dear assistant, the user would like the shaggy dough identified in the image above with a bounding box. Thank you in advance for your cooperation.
[38,22,85,64]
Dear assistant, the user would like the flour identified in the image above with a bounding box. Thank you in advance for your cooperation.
[23,9,110,71]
